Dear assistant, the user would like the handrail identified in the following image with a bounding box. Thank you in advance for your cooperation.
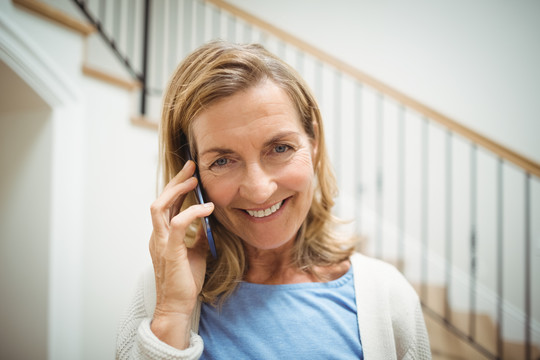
[207,0,540,179]
[71,0,147,113]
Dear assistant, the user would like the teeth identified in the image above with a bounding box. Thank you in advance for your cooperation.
[246,201,283,218]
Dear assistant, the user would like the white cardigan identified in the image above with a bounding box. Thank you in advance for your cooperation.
[116,253,431,359]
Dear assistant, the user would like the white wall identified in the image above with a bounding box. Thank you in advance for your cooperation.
[0,62,52,360]
[225,0,540,164]
[1,2,157,358]
[80,76,156,360]
[0,2,86,358]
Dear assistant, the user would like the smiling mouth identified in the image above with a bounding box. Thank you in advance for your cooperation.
[245,200,284,218]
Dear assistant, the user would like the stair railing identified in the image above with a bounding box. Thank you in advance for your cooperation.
[71,0,151,114]
[69,0,539,358]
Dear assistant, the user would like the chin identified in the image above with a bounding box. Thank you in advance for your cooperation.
[238,229,299,252]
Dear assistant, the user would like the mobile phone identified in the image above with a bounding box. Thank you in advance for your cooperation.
[185,144,217,259]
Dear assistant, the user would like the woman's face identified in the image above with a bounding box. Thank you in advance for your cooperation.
[192,79,318,251]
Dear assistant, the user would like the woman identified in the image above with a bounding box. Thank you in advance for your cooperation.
[117,41,430,359]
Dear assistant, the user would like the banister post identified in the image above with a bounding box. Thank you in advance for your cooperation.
[140,0,151,115]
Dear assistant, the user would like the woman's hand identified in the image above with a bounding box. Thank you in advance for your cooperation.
[148,160,214,349]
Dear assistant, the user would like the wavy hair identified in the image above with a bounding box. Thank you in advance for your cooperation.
[159,41,354,303]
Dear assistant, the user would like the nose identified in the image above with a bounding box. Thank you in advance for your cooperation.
[238,162,277,205]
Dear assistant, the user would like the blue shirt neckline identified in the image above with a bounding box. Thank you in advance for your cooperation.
[236,264,353,291]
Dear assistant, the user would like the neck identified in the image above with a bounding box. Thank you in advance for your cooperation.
[243,240,314,285]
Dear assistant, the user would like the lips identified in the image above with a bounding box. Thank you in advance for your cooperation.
[245,200,284,218]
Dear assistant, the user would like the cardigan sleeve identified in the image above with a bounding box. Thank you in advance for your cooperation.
[115,270,204,360]
[386,263,431,360]
[401,301,431,360]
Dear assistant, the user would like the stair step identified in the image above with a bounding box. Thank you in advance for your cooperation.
[388,267,538,358]
[82,64,140,91]
[82,32,140,90]
[13,0,94,35]
[131,116,158,130]
[424,300,540,359]
[426,313,491,360]
[15,0,141,91]
[502,341,540,360]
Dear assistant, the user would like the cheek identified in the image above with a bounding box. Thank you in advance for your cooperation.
[202,176,237,208]
[202,177,240,233]
[284,168,313,192]
[282,152,315,191]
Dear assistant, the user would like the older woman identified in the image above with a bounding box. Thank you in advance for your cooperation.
[117,41,430,360]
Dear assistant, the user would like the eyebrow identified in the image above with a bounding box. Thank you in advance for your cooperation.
[199,130,301,157]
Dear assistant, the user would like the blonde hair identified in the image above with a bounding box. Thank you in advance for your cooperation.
[160,41,354,303]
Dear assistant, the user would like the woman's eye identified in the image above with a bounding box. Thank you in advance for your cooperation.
[274,144,290,153]
[212,158,229,167]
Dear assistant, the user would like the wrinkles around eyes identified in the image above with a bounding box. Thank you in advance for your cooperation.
[201,145,311,176]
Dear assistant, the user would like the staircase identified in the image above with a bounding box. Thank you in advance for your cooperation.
[419,283,540,359]
[3,0,539,359]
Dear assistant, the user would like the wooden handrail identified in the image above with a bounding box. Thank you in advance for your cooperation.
[13,0,95,36]
[207,0,540,179]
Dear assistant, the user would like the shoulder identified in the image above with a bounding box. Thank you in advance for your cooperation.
[350,253,412,289]
[351,252,418,304]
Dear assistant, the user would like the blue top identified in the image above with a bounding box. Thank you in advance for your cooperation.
[199,266,363,359]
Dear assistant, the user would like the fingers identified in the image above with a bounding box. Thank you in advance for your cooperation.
[157,160,196,209]
[163,160,196,192]
[150,161,197,234]
[149,159,214,263]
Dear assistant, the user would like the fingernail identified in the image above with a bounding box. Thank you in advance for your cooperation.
[203,202,214,208]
